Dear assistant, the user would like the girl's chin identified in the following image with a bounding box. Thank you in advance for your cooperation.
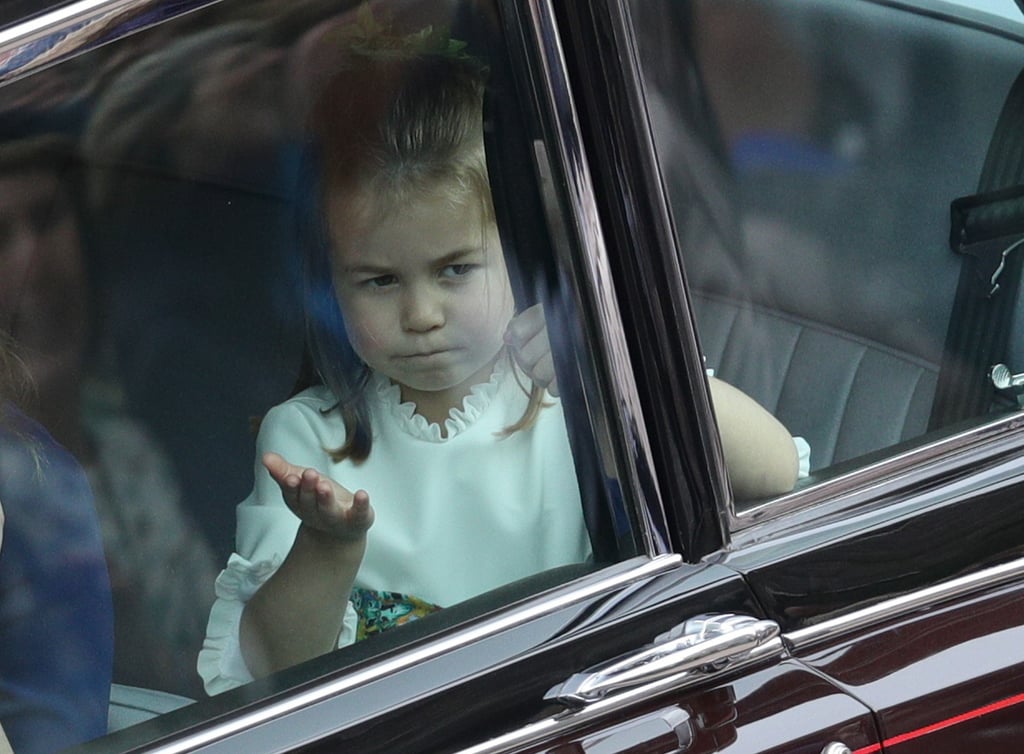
[396,368,494,404]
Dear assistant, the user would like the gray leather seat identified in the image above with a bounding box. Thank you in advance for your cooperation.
[693,291,940,471]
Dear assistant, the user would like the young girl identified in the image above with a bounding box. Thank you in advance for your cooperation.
[199,28,802,695]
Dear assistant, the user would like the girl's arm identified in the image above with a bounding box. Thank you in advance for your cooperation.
[708,376,799,500]
[507,306,799,499]
[239,453,373,678]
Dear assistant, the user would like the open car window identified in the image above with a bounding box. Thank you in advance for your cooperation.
[0,0,652,749]
[628,0,1024,517]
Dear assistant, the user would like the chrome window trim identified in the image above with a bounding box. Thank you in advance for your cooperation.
[520,0,672,556]
[0,0,220,85]
[147,554,682,752]
[785,553,1024,651]
[728,411,1024,542]
[867,0,1024,37]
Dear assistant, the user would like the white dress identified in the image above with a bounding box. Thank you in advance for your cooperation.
[198,361,591,694]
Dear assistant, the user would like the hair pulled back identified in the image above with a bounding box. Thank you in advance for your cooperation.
[300,26,503,462]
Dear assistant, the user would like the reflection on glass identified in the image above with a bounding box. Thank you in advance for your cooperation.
[0,332,113,753]
[631,0,1024,495]
[0,131,218,700]
[0,0,636,746]
[198,11,593,694]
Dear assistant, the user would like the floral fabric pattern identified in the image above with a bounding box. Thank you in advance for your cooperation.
[350,588,441,641]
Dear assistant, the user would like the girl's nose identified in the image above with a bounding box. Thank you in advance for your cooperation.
[400,285,445,332]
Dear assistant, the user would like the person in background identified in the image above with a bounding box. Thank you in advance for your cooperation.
[0,328,113,753]
[0,133,217,698]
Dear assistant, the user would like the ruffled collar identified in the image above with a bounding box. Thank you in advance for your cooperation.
[370,356,509,442]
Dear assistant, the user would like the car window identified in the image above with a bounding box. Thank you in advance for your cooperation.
[629,0,1024,513]
[0,0,649,748]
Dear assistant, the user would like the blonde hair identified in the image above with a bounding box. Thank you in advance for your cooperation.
[300,28,546,462]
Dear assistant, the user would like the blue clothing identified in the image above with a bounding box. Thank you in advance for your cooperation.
[0,405,113,753]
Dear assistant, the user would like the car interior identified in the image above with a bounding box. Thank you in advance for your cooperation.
[638,0,1024,495]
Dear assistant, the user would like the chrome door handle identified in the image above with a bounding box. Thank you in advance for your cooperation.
[546,613,780,708]
[991,363,1024,406]
[821,744,852,754]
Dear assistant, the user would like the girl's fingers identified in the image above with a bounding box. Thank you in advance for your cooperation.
[314,487,373,539]
[264,452,312,489]
[506,306,562,394]
[505,304,546,346]
[298,476,322,513]
[351,490,373,525]
[262,451,291,481]
[510,332,558,393]
[341,490,374,535]
[512,332,549,371]
[265,452,372,536]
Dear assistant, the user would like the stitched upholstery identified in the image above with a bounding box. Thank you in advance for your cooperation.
[693,291,939,471]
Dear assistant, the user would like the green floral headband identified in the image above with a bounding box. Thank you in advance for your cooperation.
[338,5,471,61]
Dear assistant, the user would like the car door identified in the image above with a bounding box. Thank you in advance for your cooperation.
[347,1,1024,751]
[571,1,1024,753]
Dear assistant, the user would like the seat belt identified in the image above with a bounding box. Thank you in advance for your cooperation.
[929,67,1024,430]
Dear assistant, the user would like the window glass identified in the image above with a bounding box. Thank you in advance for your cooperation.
[0,0,641,748]
[630,0,1024,506]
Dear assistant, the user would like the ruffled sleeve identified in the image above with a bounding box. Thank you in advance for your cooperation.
[198,548,359,694]
[795,436,811,478]
[198,390,357,695]
[197,553,279,694]
[197,469,300,694]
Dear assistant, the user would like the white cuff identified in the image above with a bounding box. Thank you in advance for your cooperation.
[198,553,280,695]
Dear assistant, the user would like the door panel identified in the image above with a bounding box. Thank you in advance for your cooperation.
[504,663,878,754]
[728,455,1024,633]
[254,560,881,754]
[725,454,1024,751]
[197,562,759,753]
[798,581,1024,754]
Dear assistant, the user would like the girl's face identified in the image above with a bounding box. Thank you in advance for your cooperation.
[328,185,515,421]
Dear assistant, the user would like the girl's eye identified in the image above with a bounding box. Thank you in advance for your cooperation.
[365,274,397,288]
[441,263,476,279]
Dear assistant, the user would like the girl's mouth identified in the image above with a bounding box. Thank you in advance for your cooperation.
[401,348,454,360]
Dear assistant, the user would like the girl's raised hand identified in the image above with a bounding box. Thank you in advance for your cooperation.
[505,303,559,397]
[262,452,374,542]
